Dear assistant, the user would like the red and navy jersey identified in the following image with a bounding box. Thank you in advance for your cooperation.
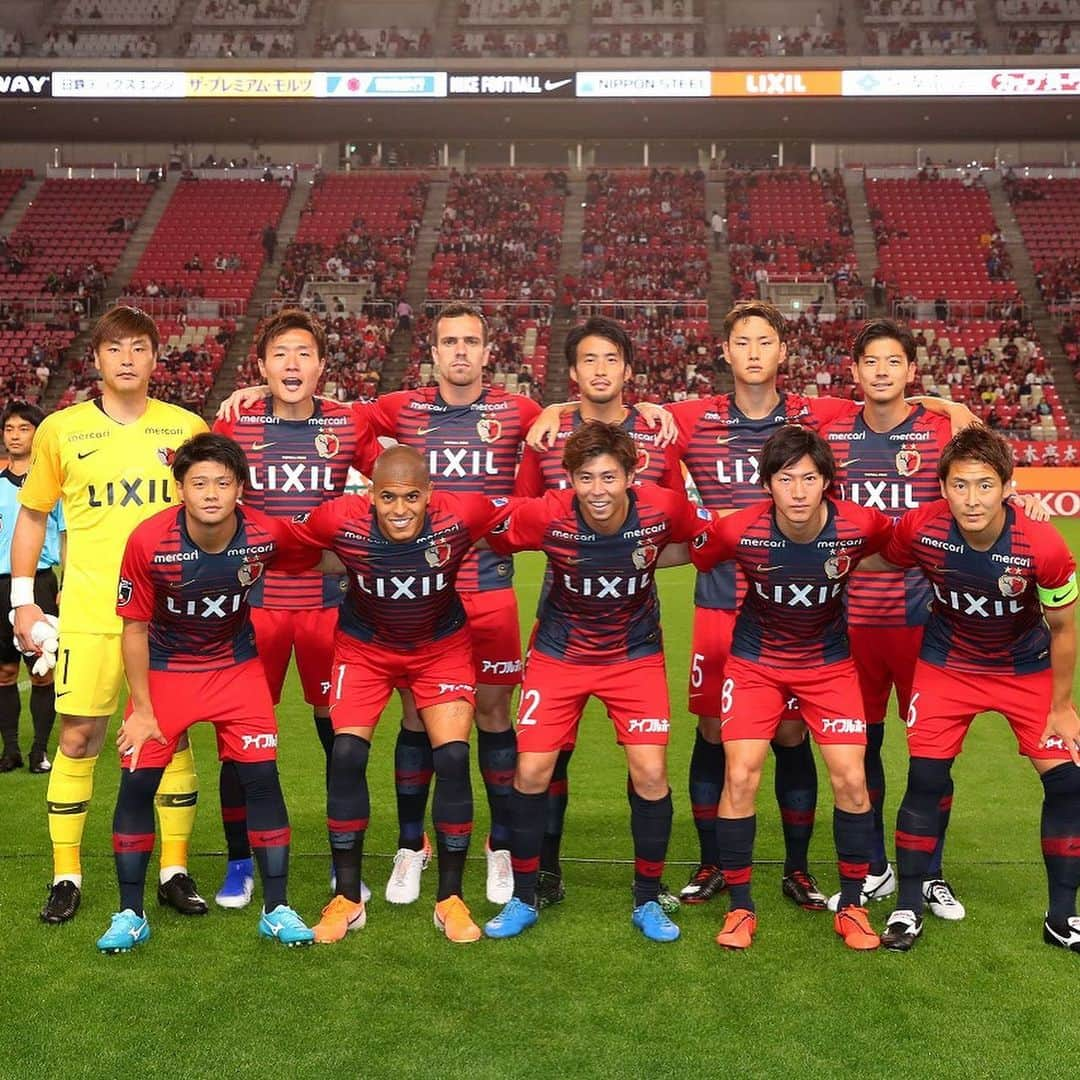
[669,392,858,609]
[824,404,952,629]
[513,407,683,496]
[488,484,711,664]
[284,489,514,651]
[691,498,893,666]
[215,399,381,611]
[117,505,314,673]
[884,501,1077,675]
[367,386,541,593]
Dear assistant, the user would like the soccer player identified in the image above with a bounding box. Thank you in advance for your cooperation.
[818,319,962,918]
[0,402,64,775]
[284,445,514,944]
[513,315,684,908]
[99,433,316,952]
[869,428,1080,953]
[663,301,973,910]
[12,305,208,925]
[689,426,893,951]
[211,309,381,909]
[483,422,712,943]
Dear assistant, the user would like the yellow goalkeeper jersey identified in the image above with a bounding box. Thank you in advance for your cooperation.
[19,398,208,634]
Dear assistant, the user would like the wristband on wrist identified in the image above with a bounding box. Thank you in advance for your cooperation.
[10,576,35,608]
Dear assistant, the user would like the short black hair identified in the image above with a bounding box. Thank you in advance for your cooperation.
[758,426,836,488]
[938,426,1014,486]
[852,318,917,364]
[172,432,249,485]
[1,401,45,429]
[564,316,635,373]
[562,420,638,477]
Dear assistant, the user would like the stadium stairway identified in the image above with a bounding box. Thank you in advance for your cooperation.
[378,176,447,393]
[974,0,1007,50]
[984,171,1080,425]
[162,0,201,54]
[844,169,880,313]
[705,0,725,54]
[706,171,732,336]
[542,177,586,404]
[432,0,457,56]
[0,176,43,237]
[38,174,178,414]
[567,0,591,54]
[202,178,313,418]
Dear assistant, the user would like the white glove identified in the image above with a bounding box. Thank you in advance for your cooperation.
[9,612,59,676]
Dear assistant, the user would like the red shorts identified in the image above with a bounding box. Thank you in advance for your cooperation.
[516,651,671,754]
[462,589,522,686]
[252,605,338,707]
[124,660,278,771]
[848,623,924,726]
[328,628,476,733]
[690,607,800,724]
[721,655,868,746]
[905,659,1065,761]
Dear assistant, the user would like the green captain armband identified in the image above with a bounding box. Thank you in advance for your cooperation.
[1039,573,1079,608]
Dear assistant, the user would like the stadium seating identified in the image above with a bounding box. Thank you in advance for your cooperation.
[864,25,987,53]
[580,169,709,301]
[129,179,289,312]
[726,25,846,56]
[39,29,158,56]
[57,0,178,24]
[1004,176,1080,308]
[863,0,976,20]
[726,168,859,302]
[451,29,568,55]
[193,0,311,25]
[314,27,431,57]
[996,0,1080,21]
[0,324,75,404]
[0,170,30,218]
[0,178,153,304]
[866,176,1017,307]
[275,172,429,303]
[1,29,24,55]
[1005,24,1074,52]
[428,170,565,304]
[591,0,704,22]
[461,0,571,23]
[588,27,703,54]
[183,30,295,56]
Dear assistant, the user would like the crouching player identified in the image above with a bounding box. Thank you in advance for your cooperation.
[689,427,893,951]
[483,422,712,943]
[284,445,514,944]
[99,434,317,953]
[872,428,1080,952]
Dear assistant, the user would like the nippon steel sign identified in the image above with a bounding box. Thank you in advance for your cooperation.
[447,72,575,98]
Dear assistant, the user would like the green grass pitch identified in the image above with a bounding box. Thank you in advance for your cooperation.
[3,526,1080,1079]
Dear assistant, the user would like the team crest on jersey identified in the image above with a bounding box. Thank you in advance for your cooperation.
[824,551,852,579]
[998,568,1028,598]
[895,447,921,477]
[631,540,658,570]
[117,577,133,607]
[238,560,264,586]
[476,417,502,444]
[156,447,176,467]
[425,540,452,568]
[314,430,340,459]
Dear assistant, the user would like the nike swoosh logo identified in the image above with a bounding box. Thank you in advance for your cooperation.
[56,690,71,698]
[77,450,98,459]
[715,436,738,445]
[1051,591,1073,604]
[544,78,572,91]
[415,426,436,435]
[251,441,275,451]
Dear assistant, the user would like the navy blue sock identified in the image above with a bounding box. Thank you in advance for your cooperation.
[236,759,292,911]
[326,734,371,904]
[895,757,952,913]
[113,766,164,916]
[432,740,473,901]
[219,759,251,861]
[834,807,874,909]
[477,728,516,851]
[540,747,572,876]
[1041,763,1080,922]
[629,788,673,906]
[689,730,724,866]
[394,727,433,850]
[510,787,547,906]
[865,722,888,874]
[773,738,817,875]
[716,814,756,912]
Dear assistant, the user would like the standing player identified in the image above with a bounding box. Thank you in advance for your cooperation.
[484,423,711,942]
[0,402,64,774]
[662,301,973,909]
[869,428,1080,953]
[100,433,316,952]
[819,319,963,918]
[690,426,893,951]
[513,315,684,907]
[12,306,208,925]
[284,445,514,944]
[211,309,381,908]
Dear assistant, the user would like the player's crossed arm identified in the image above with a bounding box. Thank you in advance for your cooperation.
[525,401,678,450]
